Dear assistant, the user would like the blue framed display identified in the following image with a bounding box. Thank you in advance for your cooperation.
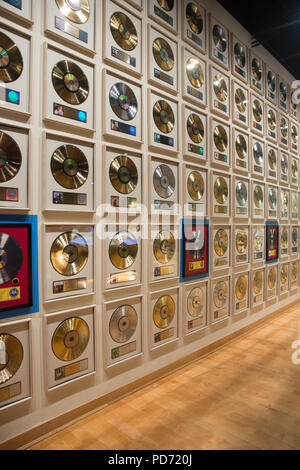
[265,221,279,264]
[0,215,39,320]
[180,218,209,283]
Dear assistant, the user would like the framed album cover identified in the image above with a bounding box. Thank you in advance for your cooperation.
[265,221,279,264]
[180,219,209,282]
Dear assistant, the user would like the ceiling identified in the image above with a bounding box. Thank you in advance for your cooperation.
[217,0,300,79]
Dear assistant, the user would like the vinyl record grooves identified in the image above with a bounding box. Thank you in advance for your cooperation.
[153,38,174,72]
[268,268,276,289]
[110,12,138,52]
[52,60,89,105]
[214,177,228,204]
[51,145,89,190]
[236,229,248,254]
[267,71,276,92]
[268,188,277,209]
[188,230,205,260]
[213,74,227,102]
[187,171,204,201]
[55,0,90,24]
[213,24,227,52]
[0,131,22,183]
[0,31,23,83]
[252,58,262,81]
[235,88,247,113]
[281,228,288,247]
[214,125,228,152]
[187,113,204,144]
[253,142,263,165]
[109,232,138,270]
[153,164,175,199]
[254,185,263,208]
[235,276,247,300]
[157,0,174,12]
[213,281,227,308]
[52,317,89,362]
[268,149,276,170]
[153,100,175,134]
[280,265,288,285]
[187,287,204,318]
[253,271,263,295]
[268,109,276,130]
[50,231,89,276]
[236,181,247,207]
[153,231,175,264]
[0,334,23,385]
[253,100,262,122]
[214,229,228,257]
[0,233,23,285]
[109,305,137,344]
[153,295,175,329]
[109,156,138,195]
[234,43,246,68]
[235,134,247,159]
[186,3,203,35]
[186,58,204,88]
[109,82,138,121]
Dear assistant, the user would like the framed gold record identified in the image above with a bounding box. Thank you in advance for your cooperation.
[50,231,89,277]
[55,0,90,24]
[109,232,138,270]
[182,0,206,54]
[52,316,90,362]
[0,31,23,84]
[110,11,138,52]
[0,334,23,385]
[153,99,175,134]
[153,295,175,330]
[52,60,89,106]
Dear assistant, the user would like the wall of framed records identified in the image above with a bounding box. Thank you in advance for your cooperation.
[1,0,300,446]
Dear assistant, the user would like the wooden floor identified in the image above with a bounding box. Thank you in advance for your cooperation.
[30,304,300,450]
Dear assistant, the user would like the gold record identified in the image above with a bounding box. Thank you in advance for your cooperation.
[109,305,137,344]
[214,229,228,257]
[268,149,277,170]
[291,125,298,144]
[187,171,204,202]
[153,231,175,264]
[213,74,227,102]
[109,232,138,270]
[52,60,89,105]
[268,268,276,289]
[281,228,288,248]
[51,144,89,190]
[292,262,298,281]
[253,271,263,295]
[236,229,248,254]
[153,100,175,134]
[186,58,204,89]
[110,12,138,52]
[254,185,263,208]
[280,265,288,285]
[153,38,174,72]
[292,159,298,177]
[56,0,90,24]
[280,117,288,138]
[186,3,203,35]
[235,134,247,159]
[253,99,262,122]
[0,131,22,183]
[268,109,276,130]
[187,287,204,318]
[235,276,247,301]
[0,31,23,83]
[235,88,247,113]
[0,334,23,385]
[187,113,204,144]
[109,155,138,195]
[50,231,89,276]
[153,295,175,329]
[157,0,174,11]
[214,125,228,152]
[213,281,227,308]
[214,177,228,204]
[52,317,89,362]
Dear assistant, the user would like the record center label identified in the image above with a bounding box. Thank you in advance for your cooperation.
[55,17,88,44]
[54,103,87,123]
[0,382,21,404]
[53,192,87,206]
[154,5,173,26]
[111,120,136,137]
[53,277,87,294]
[111,341,136,360]
[0,188,18,202]
[154,133,174,147]
[55,359,88,381]
[154,68,174,86]
[111,46,136,67]
[154,327,174,344]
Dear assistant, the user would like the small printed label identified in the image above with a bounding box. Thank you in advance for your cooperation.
[254,165,263,174]
[254,294,263,304]
[55,16,88,43]
[0,187,18,202]
[269,170,277,178]
[55,359,88,381]
[235,66,246,78]
[236,254,247,263]
[188,317,205,330]
[253,121,262,131]
[292,246,298,253]
[254,252,263,260]
[0,287,20,303]
[236,207,247,215]
[187,85,203,101]
[0,382,21,404]
[53,278,87,294]
[110,271,137,285]
[214,152,227,163]
[189,260,205,271]
[214,308,227,320]
[54,103,87,123]
[188,203,204,214]
[154,265,175,277]
[236,300,247,311]
[214,100,227,113]
[268,130,276,139]
[187,29,202,47]
[154,5,173,26]
[154,327,175,343]
[281,248,288,256]
[154,133,174,147]
[281,174,288,182]
[214,50,227,65]
[253,79,262,90]
[111,46,136,67]
[154,200,174,211]
[236,112,246,123]
[236,159,247,168]
[214,258,228,267]
[214,205,227,214]
[53,192,87,206]
[111,120,136,137]
[269,210,277,217]
[188,143,204,156]
[111,196,137,209]
[154,68,174,86]
[111,341,136,360]
[254,209,263,217]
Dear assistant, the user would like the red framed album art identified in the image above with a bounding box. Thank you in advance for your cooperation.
[181,219,209,281]
[265,222,279,263]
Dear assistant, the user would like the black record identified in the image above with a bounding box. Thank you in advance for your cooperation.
[213,24,227,52]
[52,60,89,105]
[0,233,23,285]
[109,82,138,121]
[186,3,203,35]
[51,145,89,190]
[0,131,22,183]
[0,31,23,83]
